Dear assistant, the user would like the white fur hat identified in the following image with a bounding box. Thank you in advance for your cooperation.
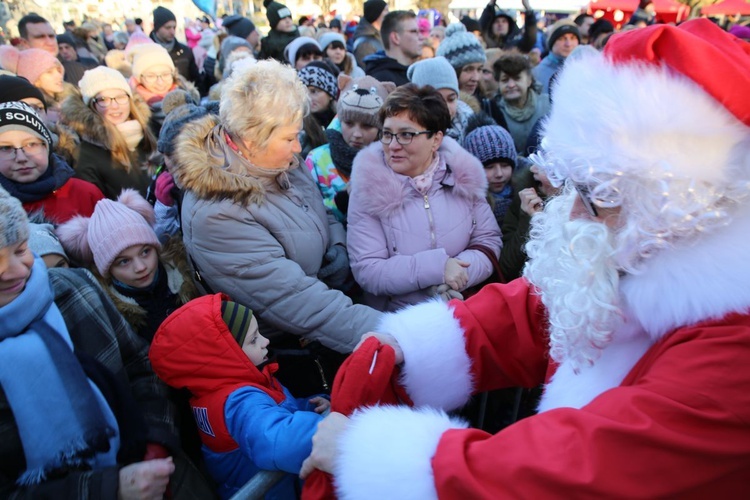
[131,44,175,80]
[541,19,750,189]
[79,66,133,105]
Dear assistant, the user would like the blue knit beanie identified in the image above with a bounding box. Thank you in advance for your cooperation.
[407,56,459,94]
[436,23,486,71]
[463,124,517,168]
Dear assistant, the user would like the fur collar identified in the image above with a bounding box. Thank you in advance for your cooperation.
[350,136,488,217]
[59,87,151,150]
[172,115,268,206]
[539,201,750,412]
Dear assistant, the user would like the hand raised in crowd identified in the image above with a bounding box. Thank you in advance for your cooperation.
[300,412,350,479]
[118,457,174,500]
[155,172,176,207]
[519,187,545,216]
[310,396,331,414]
[444,258,470,291]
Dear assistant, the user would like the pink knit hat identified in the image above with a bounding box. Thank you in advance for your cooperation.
[56,189,161,276]
[0,45,20,74]
[16,48,63,86]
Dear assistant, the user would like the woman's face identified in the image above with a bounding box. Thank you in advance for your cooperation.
[341,120,379,150]
[307,86,332,114]
[109,244,159,288]
[35,65,64,95]
[0,239,34,308]
[139,64,174,95]
[325,44,346,65]
[0,130,49,183]
[381,112,442,178]
[295,52,322,70]
[437,88,458,120]
[245,123,302,169]
[498,70,532,105]
[93,89,132,126]
[458,63,483,95]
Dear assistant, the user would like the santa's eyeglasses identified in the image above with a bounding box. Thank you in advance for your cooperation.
[573,183,599,217]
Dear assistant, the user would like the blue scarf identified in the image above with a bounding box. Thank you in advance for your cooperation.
[0,258,116,485]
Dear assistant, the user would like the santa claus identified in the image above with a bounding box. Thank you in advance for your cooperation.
[301,19,750,497]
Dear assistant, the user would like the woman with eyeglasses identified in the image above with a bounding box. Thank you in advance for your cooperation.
[129,44,197,132]
[59,66,155,199]
[0,101,103,223]
[347,84,502,312]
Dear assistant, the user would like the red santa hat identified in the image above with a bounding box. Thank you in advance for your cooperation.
[541,19,750,189]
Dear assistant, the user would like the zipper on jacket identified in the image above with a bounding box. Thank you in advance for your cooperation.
[314,358,330,391]
[424,195,436,249]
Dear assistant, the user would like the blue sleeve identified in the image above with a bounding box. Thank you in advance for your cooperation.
[224,387,323,474]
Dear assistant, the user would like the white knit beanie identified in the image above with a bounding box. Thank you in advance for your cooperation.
[131,44,175,80]
[79,66,133,105]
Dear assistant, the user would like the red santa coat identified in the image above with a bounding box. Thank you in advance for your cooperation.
[332,202,750,498]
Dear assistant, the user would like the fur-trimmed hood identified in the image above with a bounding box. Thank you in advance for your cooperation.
[350,136,487,217]
[59,86,152,151]
[172,114,270,206]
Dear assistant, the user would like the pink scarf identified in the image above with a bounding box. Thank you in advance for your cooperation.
[409,153,441,196]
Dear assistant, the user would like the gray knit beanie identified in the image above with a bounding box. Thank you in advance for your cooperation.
[156,90,209,156]
[28,222,67,261]
[436,23,486,71]
[463,124,517,168]
[0,187,29,248]
[407,56,459,94]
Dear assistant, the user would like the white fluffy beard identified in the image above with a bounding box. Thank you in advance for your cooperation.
[523,192,624,373]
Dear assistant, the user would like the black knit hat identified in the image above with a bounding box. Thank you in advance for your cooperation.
[223,15,256,39]
[264,0,292,30]
[547,19,581,51]
[56,32,78,48]
[153,6,176,32]
[363,0,387,24]
[221,301,253,346]
[0,101,54,146]
[0,75,46,110]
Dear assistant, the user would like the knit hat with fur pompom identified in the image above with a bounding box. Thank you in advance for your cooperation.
[436,23,486,71]
[56,189,161,277]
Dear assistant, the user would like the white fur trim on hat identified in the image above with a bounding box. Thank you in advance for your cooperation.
[131,44,175,80]
[542,51,750,188]
[377,299,473,410]
[79,66,133,105]
[334,406,467,500]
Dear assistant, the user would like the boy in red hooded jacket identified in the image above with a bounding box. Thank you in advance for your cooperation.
[149,293,329,499]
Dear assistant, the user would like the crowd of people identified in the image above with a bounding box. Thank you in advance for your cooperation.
[0,0,749,498]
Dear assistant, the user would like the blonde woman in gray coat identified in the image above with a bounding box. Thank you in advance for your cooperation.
[174,59,381,395]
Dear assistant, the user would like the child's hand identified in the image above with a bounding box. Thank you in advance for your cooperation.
[309,396,331,414]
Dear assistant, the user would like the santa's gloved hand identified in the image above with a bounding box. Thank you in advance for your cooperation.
[155,172,176,207]
[318,244,350,290]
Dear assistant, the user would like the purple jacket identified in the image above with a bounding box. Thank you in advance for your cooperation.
[347,137,502,311]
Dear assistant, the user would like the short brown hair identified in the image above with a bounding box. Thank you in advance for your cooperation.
[493,51,532,81]
[379,83,451,133]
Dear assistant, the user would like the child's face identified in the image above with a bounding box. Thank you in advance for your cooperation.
[241,317,270,366]
[485,161,513,193]
[109,244,159,288]
[276,17,295,33]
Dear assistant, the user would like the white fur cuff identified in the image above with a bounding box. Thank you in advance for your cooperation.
[378,299,473,410]
[334,405,468,500]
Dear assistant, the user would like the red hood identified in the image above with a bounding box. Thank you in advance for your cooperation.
[149,293,275,398]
